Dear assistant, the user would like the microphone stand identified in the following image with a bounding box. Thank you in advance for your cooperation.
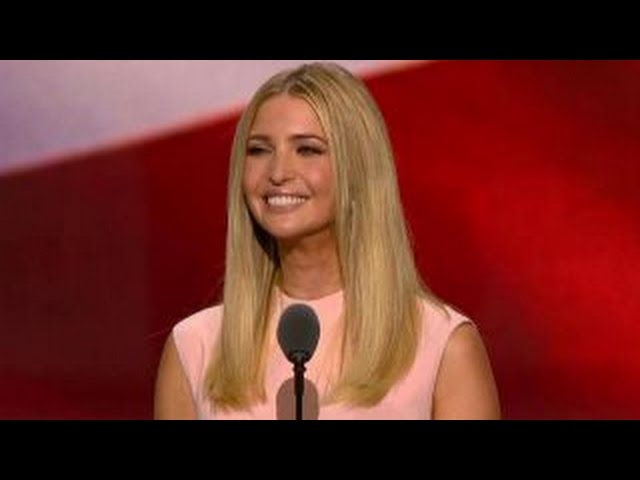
[291,352,308,421]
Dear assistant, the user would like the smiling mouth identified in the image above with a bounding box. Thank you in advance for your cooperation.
[263,195,309,207]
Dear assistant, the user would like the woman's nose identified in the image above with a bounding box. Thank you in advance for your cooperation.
[269,150,295,185]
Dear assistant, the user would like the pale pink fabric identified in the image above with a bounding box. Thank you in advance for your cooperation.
[172,290,471,419]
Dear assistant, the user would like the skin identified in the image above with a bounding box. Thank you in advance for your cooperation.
[432,323,501,419]
[154,335,196,420]
[154,93,500,419]
[242,94,342,300]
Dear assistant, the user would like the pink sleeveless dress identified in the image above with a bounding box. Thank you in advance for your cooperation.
[172,289,471,419]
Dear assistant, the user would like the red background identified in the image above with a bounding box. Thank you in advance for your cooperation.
[1,60,638,419]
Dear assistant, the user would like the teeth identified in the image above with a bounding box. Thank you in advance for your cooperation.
[266,195,308,206]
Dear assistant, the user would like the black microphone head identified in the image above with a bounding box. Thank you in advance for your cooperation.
[277,303,320,365]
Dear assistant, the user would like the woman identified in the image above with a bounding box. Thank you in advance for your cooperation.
[154,62,500,419]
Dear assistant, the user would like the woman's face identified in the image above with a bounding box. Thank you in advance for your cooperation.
[243,94,336,244]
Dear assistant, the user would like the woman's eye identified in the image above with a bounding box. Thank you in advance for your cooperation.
[298,146,324,156]
[247,146,268,156]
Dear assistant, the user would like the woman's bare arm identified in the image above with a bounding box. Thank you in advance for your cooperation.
[432,323,501,419]
[154,335,197,420]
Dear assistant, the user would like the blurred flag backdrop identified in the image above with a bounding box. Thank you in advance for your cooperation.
[1,60,638,419]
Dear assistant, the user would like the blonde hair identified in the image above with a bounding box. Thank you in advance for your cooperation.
[205,62,443,410]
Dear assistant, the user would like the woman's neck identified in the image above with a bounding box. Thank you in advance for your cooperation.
[277,234,342,300]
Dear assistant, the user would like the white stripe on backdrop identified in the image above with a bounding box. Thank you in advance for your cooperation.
[0,60,425,174]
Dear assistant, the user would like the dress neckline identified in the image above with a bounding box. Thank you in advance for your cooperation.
[277,287,343,307]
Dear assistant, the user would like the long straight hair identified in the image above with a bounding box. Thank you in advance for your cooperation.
[205,62,443,410]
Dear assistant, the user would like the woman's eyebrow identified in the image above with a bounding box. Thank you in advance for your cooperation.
[248,133,328,145]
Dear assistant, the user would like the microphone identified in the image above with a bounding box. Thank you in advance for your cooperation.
[277,304,320,420]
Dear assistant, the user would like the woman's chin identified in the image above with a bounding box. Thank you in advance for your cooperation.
[266,225,335,247]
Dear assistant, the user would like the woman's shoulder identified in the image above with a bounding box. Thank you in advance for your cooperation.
[167,304,223,407]
[418,296,474,340]
[170,304,223,382]
[172,304,224,344]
